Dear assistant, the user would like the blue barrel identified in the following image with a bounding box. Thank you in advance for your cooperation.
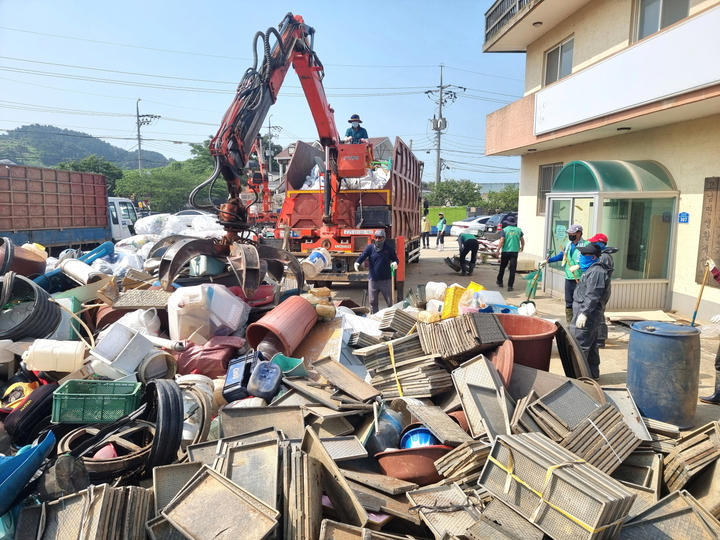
[627,321,701,429]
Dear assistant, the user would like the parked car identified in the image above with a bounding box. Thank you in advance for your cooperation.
[482,212,519,241]
[173,209,213,227]
[450,215,491,237]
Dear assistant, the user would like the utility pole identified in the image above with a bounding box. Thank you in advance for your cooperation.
[426,65,465,185]
[135,99,160,176]
[266,115,274,180]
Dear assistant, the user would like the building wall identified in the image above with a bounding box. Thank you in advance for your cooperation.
[525,0,632,95]
[516,112,720,320]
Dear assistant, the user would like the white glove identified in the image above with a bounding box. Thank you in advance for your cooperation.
[390,261,398,271]
[344,136,352,143]
[712,314,720,324]
[569,265,580,273]
[539,260,547,267]
[708,258,717,270]
[354,262,360,272]
[576,313,587,329]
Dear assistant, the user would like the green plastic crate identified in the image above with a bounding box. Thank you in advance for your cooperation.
[51,379,142,424]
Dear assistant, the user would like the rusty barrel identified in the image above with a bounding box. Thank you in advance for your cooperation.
[627,321,701,429]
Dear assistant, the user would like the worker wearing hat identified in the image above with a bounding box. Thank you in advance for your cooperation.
[540,224,587,323]
[354,229,398,314]
[345,114,368,144]
[570,242,612,380]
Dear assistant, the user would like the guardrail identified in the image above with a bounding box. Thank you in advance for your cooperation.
[485,0,532,43]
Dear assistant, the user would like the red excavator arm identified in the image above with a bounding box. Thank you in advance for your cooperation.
[190,13,349,236]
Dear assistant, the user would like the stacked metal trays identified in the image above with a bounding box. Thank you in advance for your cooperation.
[479,432,636,540]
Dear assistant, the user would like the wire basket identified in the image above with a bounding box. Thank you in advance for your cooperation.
[51,379,142,424]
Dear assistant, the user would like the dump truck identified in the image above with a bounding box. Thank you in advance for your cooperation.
[270,138,423,298]
[0,164,136,254]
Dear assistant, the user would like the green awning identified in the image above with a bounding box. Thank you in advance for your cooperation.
[552,160,676,193]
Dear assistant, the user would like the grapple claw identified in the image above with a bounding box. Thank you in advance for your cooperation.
[158,238,228,291]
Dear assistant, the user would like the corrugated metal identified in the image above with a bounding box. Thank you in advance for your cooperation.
[606,280,668,310]
[545,271,668,311]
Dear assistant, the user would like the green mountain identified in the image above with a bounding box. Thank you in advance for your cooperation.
[0,124,171,169]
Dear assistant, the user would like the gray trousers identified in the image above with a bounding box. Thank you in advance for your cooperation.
[570,308,603,379]
[369,279,392,314]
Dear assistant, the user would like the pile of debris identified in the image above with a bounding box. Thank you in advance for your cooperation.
[3,236,720,540]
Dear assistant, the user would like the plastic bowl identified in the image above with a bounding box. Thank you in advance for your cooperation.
[400,427,440,449]
[375,445,453,486]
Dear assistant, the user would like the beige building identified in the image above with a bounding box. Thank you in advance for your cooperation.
[483,0,720,321]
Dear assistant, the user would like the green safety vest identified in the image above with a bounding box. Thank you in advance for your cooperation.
[563,239,587,280]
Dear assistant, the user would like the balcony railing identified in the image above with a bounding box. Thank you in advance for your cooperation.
[485,0,532,43]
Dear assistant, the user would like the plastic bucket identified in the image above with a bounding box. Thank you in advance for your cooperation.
[494,314,557,371]
[271,353,308,377]
[300,247,331,279]
[246,296,318,356]
[23,339,86,373]
[627,321,701,429]
[137,350,177,384]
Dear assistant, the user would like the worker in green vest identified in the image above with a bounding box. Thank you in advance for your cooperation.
[540,224,587,323]
[457,232,480,276]
[495,216,524,292]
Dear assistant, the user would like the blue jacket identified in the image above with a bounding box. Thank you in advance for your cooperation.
[356,243,398,281]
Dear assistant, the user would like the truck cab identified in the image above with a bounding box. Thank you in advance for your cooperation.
[108,197,137,241]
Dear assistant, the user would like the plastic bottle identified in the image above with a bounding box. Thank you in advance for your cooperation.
[365,408,404,455]
[255,334,284,359]
[247,361,283,402]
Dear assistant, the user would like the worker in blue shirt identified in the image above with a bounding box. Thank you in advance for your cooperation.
[345,114,368,144]
[354,230,398,313]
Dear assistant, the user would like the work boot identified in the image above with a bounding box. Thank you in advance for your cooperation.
[468,263,475,276]
[565,308,574,324]
[440,245,444,251]
[700,372,720,404]
[496,280,503,288]
[460,262,467,276]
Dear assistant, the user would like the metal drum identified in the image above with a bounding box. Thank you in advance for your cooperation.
[627,321,701,429]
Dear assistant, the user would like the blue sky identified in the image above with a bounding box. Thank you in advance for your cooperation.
[0,0,525,186]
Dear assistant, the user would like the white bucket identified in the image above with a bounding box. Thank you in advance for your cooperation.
[23,339,86,373]
[137,349,177,384]
[300,247,332,279]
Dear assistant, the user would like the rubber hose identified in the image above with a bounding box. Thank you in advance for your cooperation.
[0,273,61,341]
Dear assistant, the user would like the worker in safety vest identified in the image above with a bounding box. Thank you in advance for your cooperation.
[540,224,587,323]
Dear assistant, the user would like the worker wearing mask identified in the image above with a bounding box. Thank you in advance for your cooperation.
[570,242,612,380]
[421,216,431,249]
[540,224,587,323]
[354,230,398,314]
[587,233,618,347]
[699,258,720,404]
[457,232,480,276]
[345,114,368,144]
[436,213,446,251]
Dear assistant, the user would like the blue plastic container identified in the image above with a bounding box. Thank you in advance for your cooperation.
[247,361,283,402]
[627,321,701,429]
[400,427,440,449]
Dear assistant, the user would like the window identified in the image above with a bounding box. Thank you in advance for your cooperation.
[537,163,563,215]
[109,203,119,225]
[544,38,574,86]
[637,0,689,40]
[118,201,138,223]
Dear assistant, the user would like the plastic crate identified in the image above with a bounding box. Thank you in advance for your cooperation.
[441,285,467,320]
[51,379,142,424]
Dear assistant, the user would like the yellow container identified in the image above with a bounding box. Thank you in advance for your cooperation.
[466,281,486,292]
[441,285,467,319]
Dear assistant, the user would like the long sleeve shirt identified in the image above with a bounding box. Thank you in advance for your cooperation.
[355,243,398,281]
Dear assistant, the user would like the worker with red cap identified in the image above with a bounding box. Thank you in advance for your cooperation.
[345,114,368,144]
